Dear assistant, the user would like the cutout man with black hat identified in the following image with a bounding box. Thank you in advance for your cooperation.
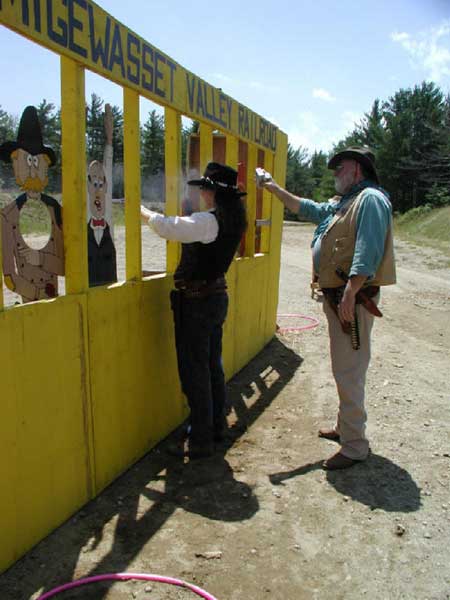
[141,162,247,460]
[0,105,64,303]
[257,146,396,470]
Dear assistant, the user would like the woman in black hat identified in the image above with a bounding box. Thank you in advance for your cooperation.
[141,162,247,459]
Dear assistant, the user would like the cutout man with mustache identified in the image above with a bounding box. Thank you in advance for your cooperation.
[0,105,64,303]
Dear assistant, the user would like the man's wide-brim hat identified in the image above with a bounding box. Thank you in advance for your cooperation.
[328,146,379,184]
[188,162,246,196]
[0,105,56,166]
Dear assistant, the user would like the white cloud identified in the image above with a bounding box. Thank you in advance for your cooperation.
[341,110,361,131]
[391,20,450,82]
[211,72,234,84]
[287,111,322,151]
[285,110,363,153]
[312,88,336,102]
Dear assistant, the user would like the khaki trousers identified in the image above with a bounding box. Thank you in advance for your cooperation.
[322,294,379,460]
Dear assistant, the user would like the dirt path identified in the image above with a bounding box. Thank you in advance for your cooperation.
[1,224,449,600]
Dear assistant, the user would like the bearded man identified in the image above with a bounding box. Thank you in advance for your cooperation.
[258,147,396,470]
[0,105,64,303]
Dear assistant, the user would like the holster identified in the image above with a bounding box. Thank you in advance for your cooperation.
[322,287,352,335]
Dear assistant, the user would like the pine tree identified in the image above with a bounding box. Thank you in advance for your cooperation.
[381,82,449,211]
[35,99,61,192]
[86,93,105,162]
[0,106,17,190]
[285,144,314,219]
[141,109,165,203]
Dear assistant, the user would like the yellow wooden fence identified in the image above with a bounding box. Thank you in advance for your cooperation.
[0,0,287,573]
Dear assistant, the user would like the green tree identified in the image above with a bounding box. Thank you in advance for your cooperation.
[309,150,336,201]
[141,109,165,176]
[0,106,17,189]
[36,99,61,191]
[285,144,314,219]
[181,119,200,170]
[141,109,165,202]
[110,104,124,164]
[380,82,449,211]
[86,93,105,161]
[0,106,17,140]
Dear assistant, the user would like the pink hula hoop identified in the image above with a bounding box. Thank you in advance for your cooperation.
[37,573,218,600]
[277,313,319,333]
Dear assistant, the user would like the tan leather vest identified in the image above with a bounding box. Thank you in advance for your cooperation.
[318,188,396,289]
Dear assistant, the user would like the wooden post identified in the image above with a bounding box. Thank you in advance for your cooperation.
[164,107,182,273]
[265,133,288,338]
[0,208,3,311]
[260,151,274,254]
[200,123,213,173]
[225,135,239,170]
[60,57,87,294]
[123,89,142,281]
[244,144,257,257]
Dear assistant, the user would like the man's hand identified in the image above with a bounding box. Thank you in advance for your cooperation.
[18,247,41,266]
[255,167,273,189]
[338,274,367,323]
[338,285,356,323]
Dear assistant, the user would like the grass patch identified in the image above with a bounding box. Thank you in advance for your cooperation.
[394,205,450,258]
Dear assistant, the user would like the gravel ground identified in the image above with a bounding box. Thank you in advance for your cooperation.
[1,222,449,600]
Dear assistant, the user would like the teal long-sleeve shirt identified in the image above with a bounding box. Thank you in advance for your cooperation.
[298,181,392,278]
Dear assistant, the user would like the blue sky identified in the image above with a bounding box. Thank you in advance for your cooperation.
[1,0,449,154]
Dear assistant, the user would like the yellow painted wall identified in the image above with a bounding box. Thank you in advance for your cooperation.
[0,297,94,568]
[0,250,285,573]
[0,1,288,575]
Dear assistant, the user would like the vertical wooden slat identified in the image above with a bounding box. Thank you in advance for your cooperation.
[265,133,288,338]
[260,151,274,253]
[164,107,182,273]
[0,212,3,311]
[200,123,213,173]
[123,89,142,281]
[244,144,257,257]
[60,56,87,294]
[225,135,239,169]
[60,56,96,500]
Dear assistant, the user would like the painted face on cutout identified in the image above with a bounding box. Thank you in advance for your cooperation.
[88,161,107,218]
[11,149,50,197]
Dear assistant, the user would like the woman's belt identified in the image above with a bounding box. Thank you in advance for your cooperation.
[174,277,227,298]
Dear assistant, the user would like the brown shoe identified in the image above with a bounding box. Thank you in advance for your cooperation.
[323,451,364,470]
[318,427,340,442]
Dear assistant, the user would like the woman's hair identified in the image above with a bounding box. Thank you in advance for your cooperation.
[214,186,247,236]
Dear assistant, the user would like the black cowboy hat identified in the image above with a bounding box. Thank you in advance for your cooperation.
[188,162,246,196]
[0,105,56,166]
[328,146,379,184]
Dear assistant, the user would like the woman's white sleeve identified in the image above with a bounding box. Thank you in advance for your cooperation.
[148,212,218,243]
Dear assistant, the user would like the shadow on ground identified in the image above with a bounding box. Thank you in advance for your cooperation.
[0,337,302,600]
[269,451,421,513]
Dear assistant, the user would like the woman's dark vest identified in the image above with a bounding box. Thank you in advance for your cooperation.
[174,211,241,282]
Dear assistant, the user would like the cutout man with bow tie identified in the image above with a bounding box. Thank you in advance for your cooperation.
[87,103,117,287]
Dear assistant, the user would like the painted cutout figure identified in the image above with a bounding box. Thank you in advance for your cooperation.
[87,103,117,286]
[0,106,64,303]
